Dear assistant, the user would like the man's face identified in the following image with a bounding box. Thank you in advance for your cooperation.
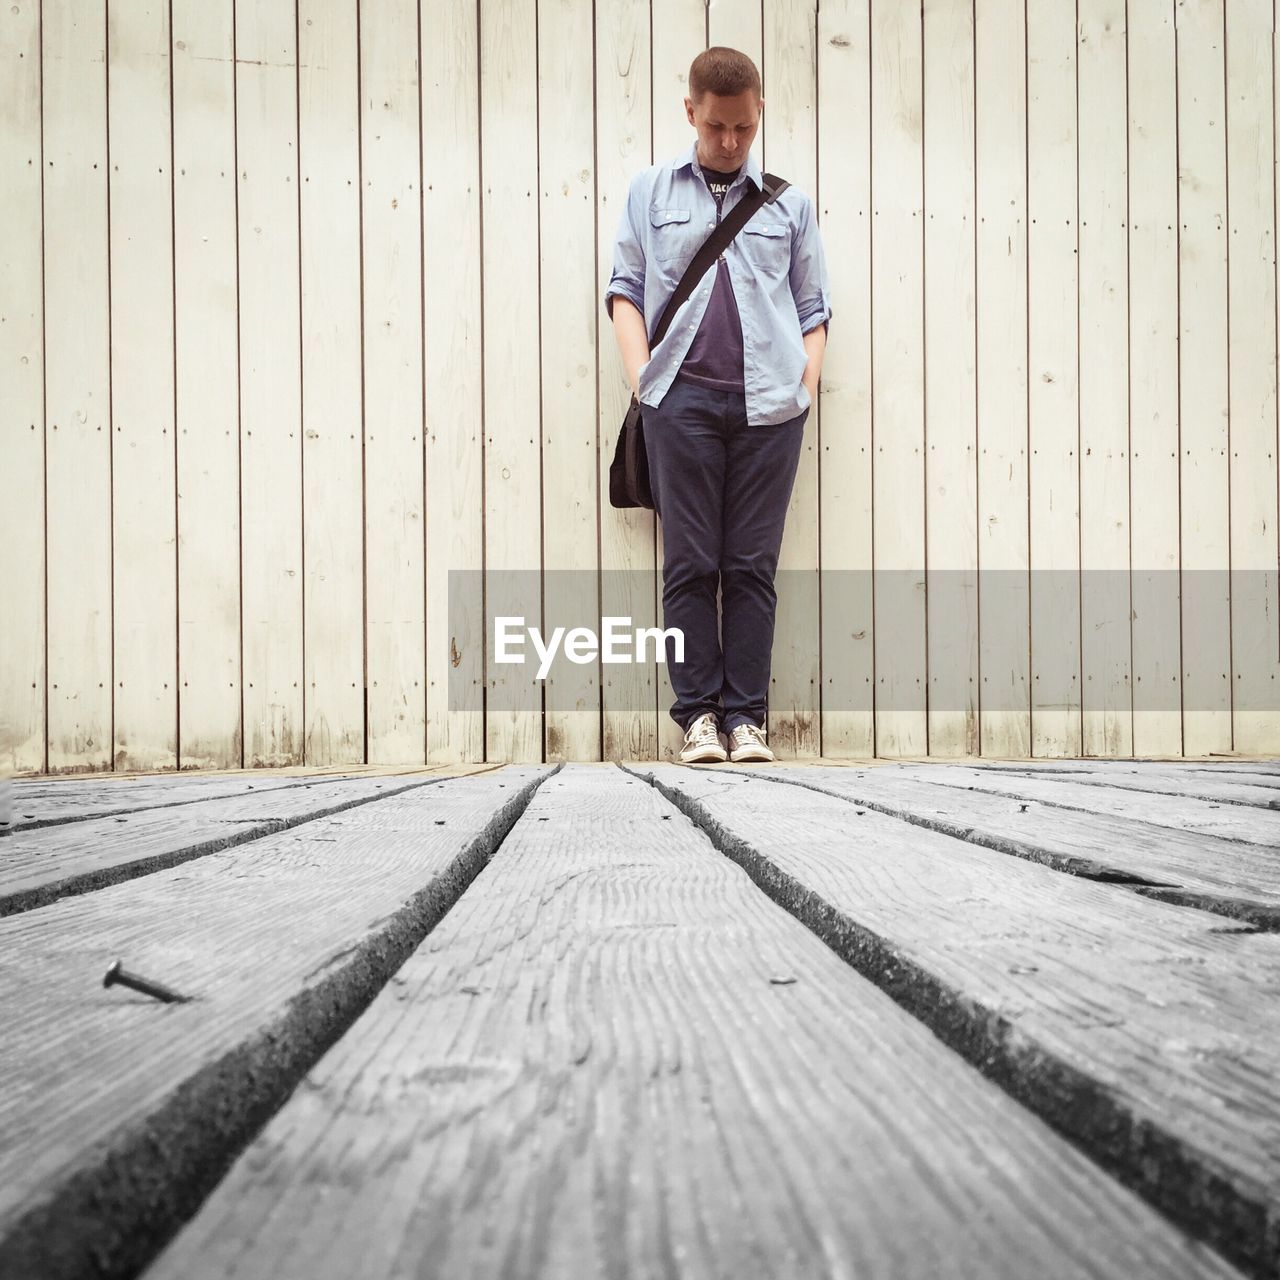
[685,89,762,172]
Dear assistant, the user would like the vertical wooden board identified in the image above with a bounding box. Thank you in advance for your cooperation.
[652,0,706,152]
[1079,0,1134,757]
[597,0,658,761]
[42,0,113,773]
[762,0,821,759]
[362,0,426,764]
[922,0,978,759]
[0,0,45,773]
[975,0,1031,756]
[481,0,542,764]
[817,0,874,757]
[651,0,707,765]
[108,0,177,772]
[235,0,303,767]
[423,0,484,765]
[1026,0,1081,757]
[298,0,364,767]
[1177,0,1232,754]
[539,0,603,764]
[708,0,762,67]
[1128,0,1183,756]
[1227,0,1280,752]
[173,0,241,772]
[869,0,926,757]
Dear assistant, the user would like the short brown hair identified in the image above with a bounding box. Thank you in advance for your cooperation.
[688,47,761,105]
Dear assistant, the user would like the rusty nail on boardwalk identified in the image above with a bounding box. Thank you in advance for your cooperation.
[103,959,193,1005]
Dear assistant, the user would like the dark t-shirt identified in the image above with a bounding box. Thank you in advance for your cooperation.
[676,164,746,393]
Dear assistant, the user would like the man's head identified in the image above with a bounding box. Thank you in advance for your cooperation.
[685,47,762,173]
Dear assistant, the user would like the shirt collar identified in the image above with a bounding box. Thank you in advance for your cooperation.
[671,140,761,194]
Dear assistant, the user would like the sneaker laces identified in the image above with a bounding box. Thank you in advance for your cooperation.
[686,714,721,745]
[734,724,767,746]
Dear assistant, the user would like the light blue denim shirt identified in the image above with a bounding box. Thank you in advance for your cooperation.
[604,140,832,426]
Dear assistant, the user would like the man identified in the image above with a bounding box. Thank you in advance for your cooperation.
[604,46,832,765]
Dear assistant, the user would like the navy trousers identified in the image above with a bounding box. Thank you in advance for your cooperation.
[640,373,808,735]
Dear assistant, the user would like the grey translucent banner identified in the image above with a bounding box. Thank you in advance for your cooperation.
[448,569,1280,714]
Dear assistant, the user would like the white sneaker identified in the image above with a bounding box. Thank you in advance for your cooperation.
[679,712,728,763]
[727,722,774,762]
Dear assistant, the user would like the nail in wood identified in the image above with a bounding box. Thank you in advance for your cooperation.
[103,959,192,1005]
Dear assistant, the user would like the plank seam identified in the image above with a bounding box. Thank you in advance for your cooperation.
[711,763,1279,929]
[870,766,1280,833]
[621,761,1276,1279]
[0,771,487,919]
[0,763,562,1280]
[965,766,1280,810]
[7,770,444,834]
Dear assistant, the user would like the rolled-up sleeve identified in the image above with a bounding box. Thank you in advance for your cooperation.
[790,195,832,336]
[604,176,647,322]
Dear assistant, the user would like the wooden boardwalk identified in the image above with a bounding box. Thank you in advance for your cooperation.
[0,759,1276,1279]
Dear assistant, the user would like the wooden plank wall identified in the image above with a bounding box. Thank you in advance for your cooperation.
[1,0,1278,771]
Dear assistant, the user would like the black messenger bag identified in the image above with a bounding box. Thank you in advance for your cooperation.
[608,170,790,510]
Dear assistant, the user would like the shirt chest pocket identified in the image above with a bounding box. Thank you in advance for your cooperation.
[649,206,695,261]
[742,220,790,273]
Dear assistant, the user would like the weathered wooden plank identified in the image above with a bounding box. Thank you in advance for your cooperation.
[1078,0,1133,757]
[108,0,178,772]
[816,0,875,759]
[1026,0,1081,758]
[719,764,1280,925]
[148,765,1240,1280]
[0,769,495,916]
[539,0,602,764]
[362,0,426,763]
[967,757,1280,771]
[235,0,304,766]
[634,764,1280,1277]
[869,0,926,757]
[958,761,1280,809]
[481,0,541,764]
[0,766,554,1280]
[7,768,444,830]
[975,0,1031,756]
[1177,0,1233,754]
[1224,0,1280,754]
[0,0,46,775]
[708,0,760,65]
[1128,0,1182,757]
[923,0,979,757]
[884,762,1280,845]
[1180,762,1280,778]
[43,0,112,772]
[298,0,365,766]
[596,0,657,763]
[13,761,442,791]
[173,0,242,770]
[423,0,484,766]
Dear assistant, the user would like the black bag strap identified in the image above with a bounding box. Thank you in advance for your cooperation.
[649,170,789,350]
